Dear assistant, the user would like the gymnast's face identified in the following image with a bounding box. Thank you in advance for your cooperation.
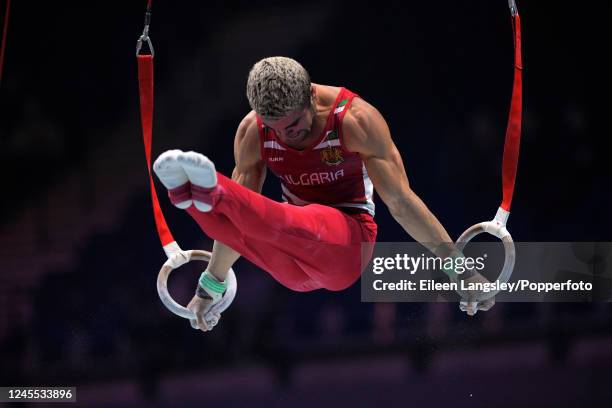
[261,86,317,148]
[263,106,315,147]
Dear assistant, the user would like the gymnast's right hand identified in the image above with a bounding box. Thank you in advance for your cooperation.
[187,270,227,331]
[187,293,220,332]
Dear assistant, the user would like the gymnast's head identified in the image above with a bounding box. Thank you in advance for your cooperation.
[247,56,316,146]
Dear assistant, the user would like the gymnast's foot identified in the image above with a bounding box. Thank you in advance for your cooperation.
[176,151,218,212]
[153,149,218,212]
[153,149,192,209]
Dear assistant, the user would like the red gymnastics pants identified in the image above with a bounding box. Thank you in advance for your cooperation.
[168,173,378,292]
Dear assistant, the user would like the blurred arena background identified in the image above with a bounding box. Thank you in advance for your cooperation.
[0,0,609,406]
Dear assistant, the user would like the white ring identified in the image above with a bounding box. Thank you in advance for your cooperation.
[455,220,515,301]
[156,249,237,321]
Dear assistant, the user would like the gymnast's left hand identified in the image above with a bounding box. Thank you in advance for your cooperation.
[458,271,496,316]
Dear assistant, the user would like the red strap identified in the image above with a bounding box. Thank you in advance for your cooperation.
[0,0,11,86]
[137,54,175,247]
[500,12,523,212]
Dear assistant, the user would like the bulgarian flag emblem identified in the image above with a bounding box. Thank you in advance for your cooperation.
[334,99,349,114]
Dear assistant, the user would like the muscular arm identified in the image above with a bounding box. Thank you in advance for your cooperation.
[207,111,267,281]
[344,100,495,315]
[344,99,459,259]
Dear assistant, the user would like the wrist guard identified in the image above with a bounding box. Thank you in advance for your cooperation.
[196,271,227,303]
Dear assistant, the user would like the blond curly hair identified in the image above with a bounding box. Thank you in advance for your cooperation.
[246,56,312,119]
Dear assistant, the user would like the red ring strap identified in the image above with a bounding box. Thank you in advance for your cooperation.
[0,0,11,86]
[137,0,175,248]
[500,11,523,212]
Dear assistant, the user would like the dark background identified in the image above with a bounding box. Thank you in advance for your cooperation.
[0,1,609,407]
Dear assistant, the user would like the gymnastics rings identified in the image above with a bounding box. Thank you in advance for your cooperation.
[455,207,515,301]
[156,243,238,324]
[452,0,522,302]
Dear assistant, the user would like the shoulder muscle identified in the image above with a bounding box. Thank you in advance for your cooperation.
[343,97,394,159]
[234,111,262,170]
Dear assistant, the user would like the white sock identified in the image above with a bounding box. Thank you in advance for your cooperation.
[176,151,218,212]
[153,149,192,209]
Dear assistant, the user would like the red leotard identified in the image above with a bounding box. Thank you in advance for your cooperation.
[171,87,377,291]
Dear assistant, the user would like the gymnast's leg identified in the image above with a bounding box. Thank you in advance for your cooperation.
[154,150,376,291]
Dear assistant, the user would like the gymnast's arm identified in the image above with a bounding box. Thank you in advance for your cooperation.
[343,98,460,260]
[206,111,267,282]
[344,100,495,315]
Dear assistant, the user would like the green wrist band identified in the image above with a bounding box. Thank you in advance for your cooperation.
[198,271,227,294]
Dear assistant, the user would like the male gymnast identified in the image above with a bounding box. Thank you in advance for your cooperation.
[153,57,494,331]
